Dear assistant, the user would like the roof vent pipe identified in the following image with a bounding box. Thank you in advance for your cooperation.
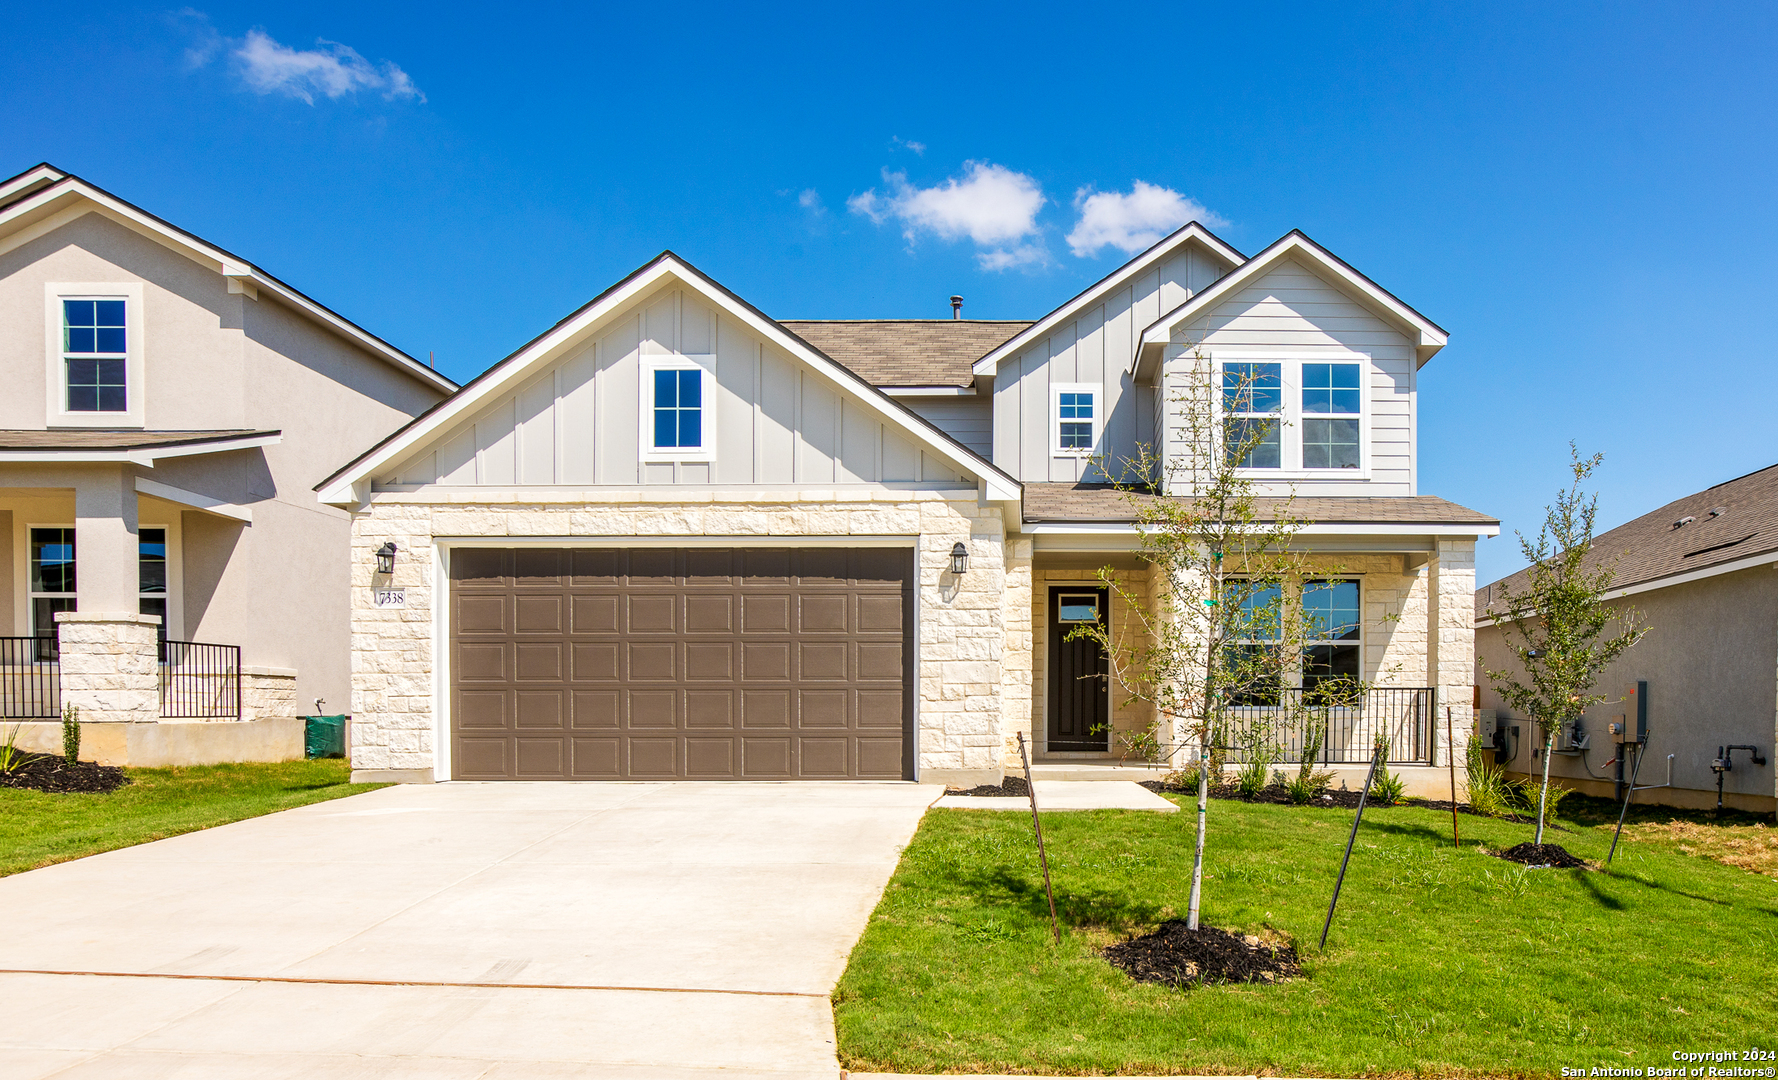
[950,295,963,320]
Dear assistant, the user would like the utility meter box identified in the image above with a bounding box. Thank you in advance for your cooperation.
[1616,680,1648,743]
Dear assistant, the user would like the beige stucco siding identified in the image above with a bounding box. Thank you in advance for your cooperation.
[348,488,1012,784]
[1476,564,1778,811]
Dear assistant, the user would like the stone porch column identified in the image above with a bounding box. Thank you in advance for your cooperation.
[57,612,161,724]
[1428,538,1478,771]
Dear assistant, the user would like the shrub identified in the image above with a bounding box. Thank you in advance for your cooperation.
[1234,756,1270,798]
[1466,737,1517,816]
[1370,765,1407,805]
[0,723,32,774]
[1513,776,1572,821]
[1285,771,1335,804]
[61,703,80,764]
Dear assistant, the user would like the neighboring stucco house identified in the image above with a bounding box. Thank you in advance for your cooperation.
[0,164,454,759]
[322,226,1497,786]
[1476,464,1778,815]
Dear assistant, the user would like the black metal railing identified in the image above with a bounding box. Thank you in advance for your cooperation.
[0,636,60,718]
[1217,686,1436,764]
[159,640,241,719]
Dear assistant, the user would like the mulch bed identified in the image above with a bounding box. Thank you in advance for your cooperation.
[945,776,1031,798]
[1494,841,1589,869]
[1137,780,1561,828]
[0,754,131,794]
[1104,921,1302,987]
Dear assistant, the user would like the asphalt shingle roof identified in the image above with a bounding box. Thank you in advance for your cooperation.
[778,319,1031,388]
[0,429,277,450]
[1023,483,1498,527]
[1476,462,1778,619]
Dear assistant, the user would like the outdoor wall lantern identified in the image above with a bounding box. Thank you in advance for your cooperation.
[949,542,969,575]
[375,542,398,575]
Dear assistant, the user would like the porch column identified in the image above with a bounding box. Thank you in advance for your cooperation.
[59,466,159,724]
[1427,539,1477,771]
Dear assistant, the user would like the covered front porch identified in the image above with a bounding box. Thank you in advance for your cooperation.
[0,431,302,764]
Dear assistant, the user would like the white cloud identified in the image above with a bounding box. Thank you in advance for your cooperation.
[848,161,1047,271]
[1065,181,1226,258]
[891,136,926,155]
[227,27,424,104]
[797,188,825,214]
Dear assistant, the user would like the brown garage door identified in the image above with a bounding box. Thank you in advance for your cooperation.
[449,547,914,780]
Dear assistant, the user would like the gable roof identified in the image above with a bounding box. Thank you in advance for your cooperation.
[0,163,457,395]
[778,319,1030,388]
[1476,462,1778,621]
[317,251,1022,504]
[1134,230,1449,380]
[971,222,1246,379]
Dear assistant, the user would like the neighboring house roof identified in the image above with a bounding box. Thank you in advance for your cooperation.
[317,251,1022,504]
[1133,230,1450,380]
[1476,462,1778,621]
[973,222,1246,379]
[1023,483,1498,529]
[0,163,457,395]
[0,428,281,464]
[778,320,1030,388]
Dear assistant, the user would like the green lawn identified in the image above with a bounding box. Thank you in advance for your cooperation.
[835,794,1778,1077]
[0,759,385,877]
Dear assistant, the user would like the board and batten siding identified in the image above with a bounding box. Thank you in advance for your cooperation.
[992,243,1231,482]
[379,287,967,489]
[1160,257,1416,498]
[900,396,992,458]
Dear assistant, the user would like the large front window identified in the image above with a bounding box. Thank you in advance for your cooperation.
[1221,363,1282,469]
[1302,578,1361,691]
[1221,359,1364,472]
[28,528,76,636]
[63,299,128,413]
[1223,579,1283,705]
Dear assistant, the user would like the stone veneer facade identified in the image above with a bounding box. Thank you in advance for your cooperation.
[349,487,1017,785]
[55,612,161,724]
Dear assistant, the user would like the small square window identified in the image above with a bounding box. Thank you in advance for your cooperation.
[652,368,704,450]
[1053,385,1099,455]
[1056,594,1100,622]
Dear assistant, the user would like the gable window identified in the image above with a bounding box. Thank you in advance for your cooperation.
[46,283,144,427]
[1221,363,1282,469]
[1302,579,1361,691]
[63,300,128,412]
[1051,384,1100,456]
[640,355,714,460]
[1301,363,1361,469]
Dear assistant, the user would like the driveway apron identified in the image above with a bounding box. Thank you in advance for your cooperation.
[0,781,937,1079]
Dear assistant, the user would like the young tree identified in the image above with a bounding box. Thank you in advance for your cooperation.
[1483,444,1648,845]
[1074,354,1321,930]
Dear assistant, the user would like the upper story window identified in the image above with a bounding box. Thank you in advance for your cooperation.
[1051,384,1100,457]
[1221,359,1364,474]
[1221,363,1282,469]
[640,356,713,461]
[46,283,145,428]
[63,300,129,412]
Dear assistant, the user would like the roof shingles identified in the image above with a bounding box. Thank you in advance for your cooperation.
[779,320,1030,388]
[1023,483,1498,526]
[0,429,277,451]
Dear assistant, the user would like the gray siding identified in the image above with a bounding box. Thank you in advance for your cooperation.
[384,287,966,488]
[901,396,992,458]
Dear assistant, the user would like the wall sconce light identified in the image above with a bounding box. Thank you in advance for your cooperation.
[375,542,398,575]
[949,542,969,575]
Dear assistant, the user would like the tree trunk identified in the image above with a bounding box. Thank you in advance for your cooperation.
[1188,745,1207,930]
[1534,722,1555,845]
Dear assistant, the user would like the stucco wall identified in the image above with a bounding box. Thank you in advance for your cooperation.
[348,487,1014,785]
[1476,564,1778,809]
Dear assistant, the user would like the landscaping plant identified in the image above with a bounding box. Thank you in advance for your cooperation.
[1071,354,1325,930]
[0,724,32,774]
[1465,735,1517,817]
[61,703,80,764]
[1482,444,1647,846]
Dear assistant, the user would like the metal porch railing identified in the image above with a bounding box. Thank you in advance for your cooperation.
[159,640,241,720]
[1217,686,1436,765]
[0,636,60,718]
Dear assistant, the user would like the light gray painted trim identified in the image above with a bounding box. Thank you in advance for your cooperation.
[884,387,978,397]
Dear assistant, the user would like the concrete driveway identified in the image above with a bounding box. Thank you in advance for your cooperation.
[0,781,938,1079]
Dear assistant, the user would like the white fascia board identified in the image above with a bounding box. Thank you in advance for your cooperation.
[0,181,455,395]
[0,164,66,206]
[972,224,1245,379]
[1477,550,1778,628]
[1134,233,1450,380]
[883,386,977,397]
[135,476,253,523]
[319,258,1020,505]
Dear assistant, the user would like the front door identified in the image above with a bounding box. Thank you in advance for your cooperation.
[1046,586,1109,751]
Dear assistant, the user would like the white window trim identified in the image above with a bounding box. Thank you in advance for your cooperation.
[1050,382,1101,458]
[23,522,76,637]
[45,282,146,428]
[639,353,715,462]
[1303,577,1363,685]
[1214,352,1370,480]
[15,518,182,638]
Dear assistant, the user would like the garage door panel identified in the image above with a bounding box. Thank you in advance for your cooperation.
[452,547,911,780]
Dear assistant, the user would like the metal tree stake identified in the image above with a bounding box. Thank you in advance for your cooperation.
[1320,738,1385,951]
[1017,731,1061,944]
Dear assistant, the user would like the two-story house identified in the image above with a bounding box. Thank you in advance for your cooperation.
[321,225,1496,786]
[0,164,454,762]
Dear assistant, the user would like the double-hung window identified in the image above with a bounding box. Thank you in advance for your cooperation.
[1222,579,1283,705]
[641,357,713,461]
[1221,363,1282,469]
[1301,363,1361,469]
[28,528,77,638]
[1051,384,1099,457]
[47,283,144,427]
[1302,579,1361,692]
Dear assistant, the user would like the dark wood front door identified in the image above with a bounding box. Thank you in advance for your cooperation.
[1046,585,1109,751]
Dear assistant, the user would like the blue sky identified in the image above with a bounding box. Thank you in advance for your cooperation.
[4,2,1775,584]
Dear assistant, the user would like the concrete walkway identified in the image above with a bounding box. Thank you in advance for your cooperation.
[930,779,1178,812]
[0,781,940,1078]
